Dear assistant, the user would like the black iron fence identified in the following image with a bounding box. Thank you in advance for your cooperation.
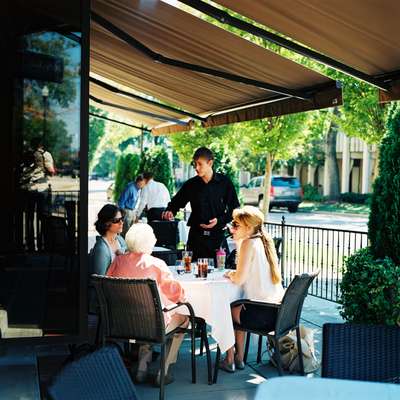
[265,217,368,303]
[49,190,80,237]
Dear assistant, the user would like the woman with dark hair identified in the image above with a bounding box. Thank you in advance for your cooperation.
[90,204,127,276]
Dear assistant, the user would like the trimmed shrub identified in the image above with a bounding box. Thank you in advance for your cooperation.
[340,192,371,204]
[339,247,400,326]
[302,183,324,202]
[368,103,400,263]
[113,153,140,202]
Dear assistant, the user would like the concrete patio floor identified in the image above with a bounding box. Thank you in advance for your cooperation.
[135,296,344,400]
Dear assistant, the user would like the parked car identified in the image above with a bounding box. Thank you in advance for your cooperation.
[241,175,303,212]
[106,182,114,201]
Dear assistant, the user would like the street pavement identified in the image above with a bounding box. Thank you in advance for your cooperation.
[267,209,368,232]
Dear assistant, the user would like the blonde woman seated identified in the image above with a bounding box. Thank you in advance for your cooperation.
[221,206,284,372]
[106,223,188,385]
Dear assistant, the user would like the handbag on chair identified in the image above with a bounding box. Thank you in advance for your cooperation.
[269,325,319,373]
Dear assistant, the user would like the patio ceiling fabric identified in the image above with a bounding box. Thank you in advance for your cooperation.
[90,0,341,134]
[89,82,191,127]
[215,0,400,101]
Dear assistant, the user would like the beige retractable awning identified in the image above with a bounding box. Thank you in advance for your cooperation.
[216,0,400,76]
[215,0,400,101]
[90,0,341,134]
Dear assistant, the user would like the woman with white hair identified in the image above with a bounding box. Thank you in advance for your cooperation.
[106,223,188,386]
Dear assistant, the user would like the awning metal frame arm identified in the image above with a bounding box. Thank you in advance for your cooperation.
[91,11,311,100]
[90,76,207,122]
[178,0,391,91]
[89,111,150,131]
[89,95,188,125]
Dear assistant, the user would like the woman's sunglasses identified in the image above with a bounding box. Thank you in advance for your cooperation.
[230,220,241,229]
[110,217,124,224]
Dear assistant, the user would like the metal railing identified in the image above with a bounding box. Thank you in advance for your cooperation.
[265,217,368,303]
[49,190,80,237]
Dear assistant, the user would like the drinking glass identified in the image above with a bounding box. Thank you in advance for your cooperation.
[175,260,184,275]
[182,251,193,273]
[197,258,208,279]
[207,258,215,273]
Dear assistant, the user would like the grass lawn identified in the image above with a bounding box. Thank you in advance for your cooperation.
[299,201,369,215]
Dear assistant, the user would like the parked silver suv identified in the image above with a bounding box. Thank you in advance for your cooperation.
[241,176,303,212]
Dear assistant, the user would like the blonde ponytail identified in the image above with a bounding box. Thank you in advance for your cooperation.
[260,228,281,284]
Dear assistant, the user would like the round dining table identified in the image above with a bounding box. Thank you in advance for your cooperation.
[254,376,400,400]
[170,269,243,353]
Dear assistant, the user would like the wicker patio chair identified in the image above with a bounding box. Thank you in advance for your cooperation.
[47,346,139,400]
[322,323,400,383]
[213,271,319,383]
[91,275,209,400]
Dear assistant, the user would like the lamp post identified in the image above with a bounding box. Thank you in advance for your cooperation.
[42,85,49,144]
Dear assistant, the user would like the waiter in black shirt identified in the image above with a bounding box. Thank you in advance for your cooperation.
[162,147,239,260]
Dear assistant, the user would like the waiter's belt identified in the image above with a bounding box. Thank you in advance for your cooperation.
[190,227,224,238]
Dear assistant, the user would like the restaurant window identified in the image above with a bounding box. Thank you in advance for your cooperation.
[0,1,88,340]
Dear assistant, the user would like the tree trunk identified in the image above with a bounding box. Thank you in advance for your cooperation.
[261,153,273,216]
[323,107,340,201]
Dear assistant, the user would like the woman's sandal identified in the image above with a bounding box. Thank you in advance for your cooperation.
[219,359,236,373]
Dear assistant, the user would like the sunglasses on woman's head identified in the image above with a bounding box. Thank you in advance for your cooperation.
[110,217,124,224]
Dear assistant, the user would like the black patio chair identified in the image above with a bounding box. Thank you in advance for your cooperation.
[47,346,139,400]
[213,271,319,383]
[91,275,211,400]
[149,220,179,250]
[322,323,400,383]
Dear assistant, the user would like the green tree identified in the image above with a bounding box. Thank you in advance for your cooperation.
[368,102,400,263]
[233,113,308,214]
[89,106,107,168]
[139,146,174,194]
[93,149,117,178]
[113,153,141,202]
[169,125,232,163]
[23,115,72,167]
[209,143,239,193]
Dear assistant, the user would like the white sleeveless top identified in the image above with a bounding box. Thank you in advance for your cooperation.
[242,237,284,303]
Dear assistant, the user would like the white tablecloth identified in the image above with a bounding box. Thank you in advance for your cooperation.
[172,270,243,353]
[255,377,400,400]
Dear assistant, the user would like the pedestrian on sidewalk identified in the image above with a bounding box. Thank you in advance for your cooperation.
[118,174,146,236]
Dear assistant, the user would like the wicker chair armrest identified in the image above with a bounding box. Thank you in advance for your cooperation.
[163,302,195,319]
[231,299,281,308]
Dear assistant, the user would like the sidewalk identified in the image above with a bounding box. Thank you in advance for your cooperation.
[135,296,343,400]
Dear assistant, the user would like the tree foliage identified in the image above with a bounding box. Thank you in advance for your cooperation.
[93,149,117,178]
[113,153,141,202]
[139,146,174,194]
[368,102,400,263]
[89,106,107,167]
